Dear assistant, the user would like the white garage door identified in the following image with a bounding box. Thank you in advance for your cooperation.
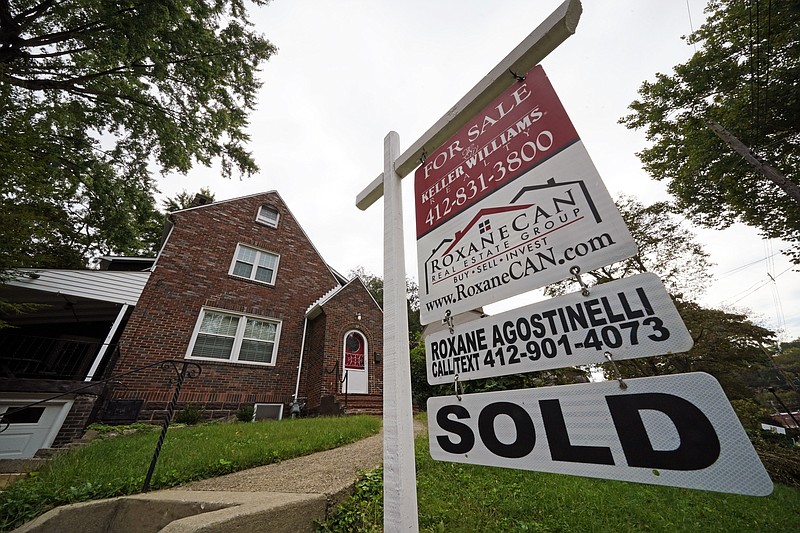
[0,398,74,459]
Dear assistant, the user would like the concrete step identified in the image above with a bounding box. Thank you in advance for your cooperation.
[14,490,327,533]
[0,472,29,489]
[0,457,48,474]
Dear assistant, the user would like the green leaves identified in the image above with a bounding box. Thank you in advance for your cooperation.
[621,0,800,262]
[1,1,276,269]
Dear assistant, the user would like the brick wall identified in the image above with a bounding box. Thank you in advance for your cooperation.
[303,313,327,411]
[113,192,343,420]
[320,280,383,400]
[51,394,97,448]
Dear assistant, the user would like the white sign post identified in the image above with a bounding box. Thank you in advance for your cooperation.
[428,373,773,496]
[425,273,693,385]
[381,131,419,528]
[356,3,583,532]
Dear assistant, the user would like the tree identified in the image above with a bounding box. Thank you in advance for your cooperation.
[545,196,713,299]
[348,267,422,343]
[162,188,216,212]
[0,1,276,269]
[612,298,776,401]
[620,0,800,262]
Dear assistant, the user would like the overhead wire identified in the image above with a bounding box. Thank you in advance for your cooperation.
[724,265,793,306]
[686,0,697,53]
[718,251,782,278]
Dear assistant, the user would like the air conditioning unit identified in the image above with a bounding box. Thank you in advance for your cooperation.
[253,403,283,421]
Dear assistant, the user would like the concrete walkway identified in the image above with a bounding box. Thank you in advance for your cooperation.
[15,425,413,533]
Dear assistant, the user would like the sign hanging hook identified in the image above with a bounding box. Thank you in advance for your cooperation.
[443,309,455,335]
[509,69,526,82]
[569,265,591,297]
[604,351,628,390]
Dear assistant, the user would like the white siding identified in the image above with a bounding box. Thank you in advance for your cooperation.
[7,270,150,305]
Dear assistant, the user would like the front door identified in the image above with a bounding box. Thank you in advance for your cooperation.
[343,331,368,394]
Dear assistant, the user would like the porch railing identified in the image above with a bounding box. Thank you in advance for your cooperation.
[0,333,108,381]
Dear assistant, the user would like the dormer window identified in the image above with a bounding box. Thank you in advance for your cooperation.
[256,205,279,228]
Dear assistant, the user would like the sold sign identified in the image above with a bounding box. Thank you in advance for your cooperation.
[427,373,772,496]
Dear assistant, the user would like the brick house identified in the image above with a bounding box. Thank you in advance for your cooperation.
[108,191,383,422]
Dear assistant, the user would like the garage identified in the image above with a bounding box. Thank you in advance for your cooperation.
[0,398,74,459]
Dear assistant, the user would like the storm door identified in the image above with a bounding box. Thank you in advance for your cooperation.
[342,331,368,394]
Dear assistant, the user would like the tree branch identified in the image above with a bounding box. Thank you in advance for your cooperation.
[27,46,89,59]
[15,0,59,31]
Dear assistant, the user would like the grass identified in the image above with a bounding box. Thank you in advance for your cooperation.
[320,418,800,532]
[7,412,800,532]
[0,415,380,531]
[414,440,800,532]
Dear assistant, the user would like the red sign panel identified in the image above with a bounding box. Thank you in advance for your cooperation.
[414,65,579,238]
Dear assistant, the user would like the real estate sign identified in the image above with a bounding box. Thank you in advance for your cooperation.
[415,65,637,325]
[425,273,693,385]
[427,373,773,496]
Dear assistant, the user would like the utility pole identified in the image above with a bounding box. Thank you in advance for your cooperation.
[706,120,800,205]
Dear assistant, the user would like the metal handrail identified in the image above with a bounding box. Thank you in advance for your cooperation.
[0,358,202,492]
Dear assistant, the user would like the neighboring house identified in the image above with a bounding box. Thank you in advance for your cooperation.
[0,191,383,458]
[0,265,150,459]
[110,191,383,423]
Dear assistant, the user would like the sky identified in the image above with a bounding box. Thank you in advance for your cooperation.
[156,0,799,342]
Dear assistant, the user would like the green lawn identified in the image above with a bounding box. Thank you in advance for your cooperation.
[321,427,800,532]
[5,413,799,533]
[0,416,381,531]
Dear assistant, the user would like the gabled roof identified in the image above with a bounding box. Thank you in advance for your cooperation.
[157,190,346,288]
[305,277,381,320]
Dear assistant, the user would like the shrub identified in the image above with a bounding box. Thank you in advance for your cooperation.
[173,404,202,425]
[754,438,800,487]
[317,467,383,532]
[237,405,254,422]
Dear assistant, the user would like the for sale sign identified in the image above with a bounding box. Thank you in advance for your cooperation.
[425,273,692,385]
[415,66,637,325]
[415,65,579,238]
[428,373,773,496]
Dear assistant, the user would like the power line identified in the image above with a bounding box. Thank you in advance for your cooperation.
[719,251,782,278]
[724,265,793,305]
[686,0,697,53]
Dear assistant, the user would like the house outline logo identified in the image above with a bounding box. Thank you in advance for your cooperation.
[421,177,602,296]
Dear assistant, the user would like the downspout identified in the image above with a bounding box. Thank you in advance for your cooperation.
[293,316,309,401]
[85,303,129,381]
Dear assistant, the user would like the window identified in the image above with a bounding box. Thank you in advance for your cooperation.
[188,309,280,365]
[256,205,280,227]
[230,244,279,284]
[344,331,366,370]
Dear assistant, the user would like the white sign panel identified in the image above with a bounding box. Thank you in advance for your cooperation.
[415,66,637,326]
[425,273,692,385]
[428,373,773,496]
[417,141,637,325]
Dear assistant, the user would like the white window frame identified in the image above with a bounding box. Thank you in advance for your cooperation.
[186,307,281,367]
[229,243,280,285]
[256,204,280,228]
